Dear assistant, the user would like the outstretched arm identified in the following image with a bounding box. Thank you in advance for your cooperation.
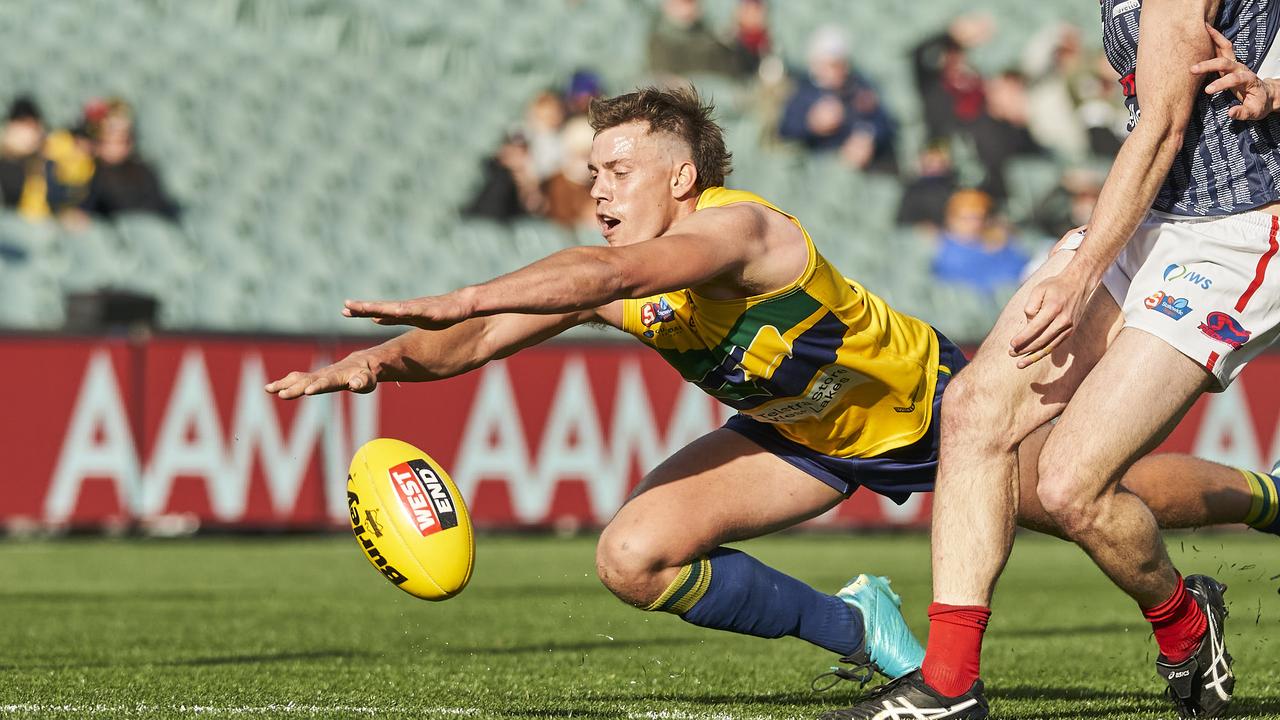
[1010,0,1219,366]
[264,307,604,399]
[342,205,768,330]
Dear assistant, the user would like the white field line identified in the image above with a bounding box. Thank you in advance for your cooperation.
[0,704,800,719]
[0,705,480,717]
[627,711,803,720]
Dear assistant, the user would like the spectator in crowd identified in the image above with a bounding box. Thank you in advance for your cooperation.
[1028,167,1103,239]
[565,70,604,118]
[0,97,51,220]
[1078,51,1126,156]
[524,90,568,181]
[647,0,737,79]
[969,70,1044,203]
[895,140,958,231]
[931,188,1029,294]
[731,0,771,77]
[464,129,545,222]
[911,14,993,142]
[778,26,897,174]
[0,96,95,224]
[541,117,597,229]
[81,98,179,220]
[1022,23,1092,159]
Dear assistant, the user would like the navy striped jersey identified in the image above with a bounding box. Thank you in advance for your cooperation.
[1101,0,1280,216]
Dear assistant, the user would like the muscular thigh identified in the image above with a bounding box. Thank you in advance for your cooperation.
[959,249,1125,440]
[605,428,844,567]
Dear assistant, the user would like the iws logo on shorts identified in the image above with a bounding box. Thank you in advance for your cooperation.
[1144,291,1192,320]
[1163,263,1213,289]
[1199,312,1251,349]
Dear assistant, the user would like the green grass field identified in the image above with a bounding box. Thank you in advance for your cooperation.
[0,532,1277,719]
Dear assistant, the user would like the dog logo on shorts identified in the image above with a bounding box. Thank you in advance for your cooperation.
[1199,311,1251,349]
[1145,291,1192,320]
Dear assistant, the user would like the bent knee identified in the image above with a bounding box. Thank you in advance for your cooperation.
[595,524,683,607]
[940,371,1018,450]
[1035,473,1102,538]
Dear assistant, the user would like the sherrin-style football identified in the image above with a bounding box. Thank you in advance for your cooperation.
[346,438,475,600]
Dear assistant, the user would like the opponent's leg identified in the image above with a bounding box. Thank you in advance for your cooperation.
[1034,329,1211,605]
[1035,329,1232,716]
[1015,426,1276,535]
[922,254,1123,698]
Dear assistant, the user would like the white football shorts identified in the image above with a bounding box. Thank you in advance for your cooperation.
[1061,209,1280,389]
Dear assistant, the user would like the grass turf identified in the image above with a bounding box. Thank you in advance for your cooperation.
[0,532,1277,719]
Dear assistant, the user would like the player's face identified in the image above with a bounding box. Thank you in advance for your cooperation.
[588,122,683,246]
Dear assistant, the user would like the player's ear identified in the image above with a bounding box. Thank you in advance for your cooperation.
[672,160,698,199]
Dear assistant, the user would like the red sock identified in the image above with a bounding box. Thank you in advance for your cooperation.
[1142,575,1206,663]
[920,603,991,697]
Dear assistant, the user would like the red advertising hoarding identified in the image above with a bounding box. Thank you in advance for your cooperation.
[2,334,1277,531]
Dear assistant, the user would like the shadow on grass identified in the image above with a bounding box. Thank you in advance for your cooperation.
[0,648,368,671]
[164,649,370,667]
[992,622,1143,639]
[0,589,218,604]
[440,637,698,655]
[459,584,602,601]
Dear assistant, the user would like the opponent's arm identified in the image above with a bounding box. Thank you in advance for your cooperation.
[1010,0,1219,364]
[264,308,604,399]
[343,205,767,329]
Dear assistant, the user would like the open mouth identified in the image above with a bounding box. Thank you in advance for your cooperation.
[598,214,621,235]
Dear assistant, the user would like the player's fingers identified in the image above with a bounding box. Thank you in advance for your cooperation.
[1212,70,1255,96]
[343,299,406,318]
[264,370,303,393]
[348,370,377,393]
[1014,316,1072,365]
[1015,329,1068,369]
[274,373,318,399]
[1206,23,1234,54]
[1010,298,1061,356]
[1191,57,1235,76]
[302,373,347,396]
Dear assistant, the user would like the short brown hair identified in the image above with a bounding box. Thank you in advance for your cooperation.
[588,86,732,191]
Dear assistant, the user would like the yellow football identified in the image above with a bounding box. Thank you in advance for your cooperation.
[346,438,475,600]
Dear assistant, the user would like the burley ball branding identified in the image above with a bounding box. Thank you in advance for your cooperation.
[389,459,460,537]
[348,488,410,587]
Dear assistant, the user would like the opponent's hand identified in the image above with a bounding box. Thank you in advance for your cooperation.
[343,292,472,330]
[1008,264,1098,369]
[265,353,379,399]
[1191,23,1278,121]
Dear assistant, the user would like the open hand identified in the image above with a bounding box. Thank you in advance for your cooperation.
[265,353,379,399]
[343,292,472,330]
[1191,23,1277,121]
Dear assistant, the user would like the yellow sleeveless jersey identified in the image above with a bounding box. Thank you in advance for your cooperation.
[621,187,940,458]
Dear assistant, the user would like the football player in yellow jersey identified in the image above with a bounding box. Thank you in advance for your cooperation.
[266,87,1280,691]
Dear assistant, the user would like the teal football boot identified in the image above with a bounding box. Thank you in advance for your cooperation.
[814,574,925,690]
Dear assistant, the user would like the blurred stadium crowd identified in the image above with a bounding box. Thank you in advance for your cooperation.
[0,0,1124,341]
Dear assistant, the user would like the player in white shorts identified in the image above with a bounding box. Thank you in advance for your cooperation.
[826,3,1280,719]
[1064,205,1279,386]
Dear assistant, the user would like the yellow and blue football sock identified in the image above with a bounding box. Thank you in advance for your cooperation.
[645,547,863,656]
[1241,468,1280,535]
